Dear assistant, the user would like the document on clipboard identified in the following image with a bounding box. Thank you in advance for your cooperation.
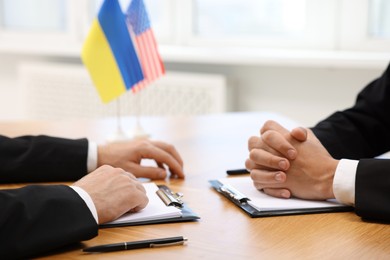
[101,183,199,228]
[210,177,353,217]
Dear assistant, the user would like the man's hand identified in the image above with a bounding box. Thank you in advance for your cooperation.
[246,120,338,200]
[97,139,184,180]
[73,165,149,224]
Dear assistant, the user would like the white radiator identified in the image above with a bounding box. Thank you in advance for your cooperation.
[19,62,226,120]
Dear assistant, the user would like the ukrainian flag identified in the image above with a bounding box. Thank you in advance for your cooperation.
[82,0,144,103]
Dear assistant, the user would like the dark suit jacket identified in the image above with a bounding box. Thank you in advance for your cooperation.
[0,135,88,183]
[0,135,98,259]
[312,63,390,222]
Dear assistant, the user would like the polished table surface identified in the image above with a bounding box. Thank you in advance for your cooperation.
[1,112,389,259]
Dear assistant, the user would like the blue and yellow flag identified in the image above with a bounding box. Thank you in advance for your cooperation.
[81,0,144,103]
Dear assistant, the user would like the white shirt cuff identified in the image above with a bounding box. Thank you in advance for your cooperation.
[70,186,99,224]
[87,141,98,173]
[333,159,358,206]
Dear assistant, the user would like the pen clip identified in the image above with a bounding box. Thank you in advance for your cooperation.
[220,184,250,203]
[150,240,187,248]
[156,186,184,208]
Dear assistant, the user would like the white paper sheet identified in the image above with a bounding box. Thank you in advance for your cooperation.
[106,183,182,225]
[219,177,345,211]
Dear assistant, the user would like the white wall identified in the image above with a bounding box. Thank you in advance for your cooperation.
[0,53,383,127]
[0,55,23,120]
[166,62,382,126]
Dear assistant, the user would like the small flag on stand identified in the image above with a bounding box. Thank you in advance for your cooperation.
[126,0,165,92]
[81,0,144,103]
[81,0,164,139]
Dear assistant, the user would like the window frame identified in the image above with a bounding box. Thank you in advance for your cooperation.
[0,0,86,55]
[338,0,390,52]
[0,0,388,67]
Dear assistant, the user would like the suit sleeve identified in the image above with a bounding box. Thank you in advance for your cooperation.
[0,135,89,183]
[355,159,390,222]
[310,64,390,222]
[0,185,98,259]
[312,63,390,159]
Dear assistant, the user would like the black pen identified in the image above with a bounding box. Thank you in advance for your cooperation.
[226,168,249,175]
[83,236,187,252]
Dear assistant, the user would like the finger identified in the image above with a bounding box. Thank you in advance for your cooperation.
[156,162,165,169]
[150,141,184,167]
[261,130,297,160]
[245,158,280,172]
[249,148,290,171]
[134,181,147,194]
[141,145,185,178]
[245,158,258,171]
[250,168,287,184]
[263,188,291,199]
[260,120,290,136]
[130,194,149,212]
[248,136,282,158]
[291,127,308,142]
[121,171,137,180]
[128,164,168,180]
[120,171,147,193]
[248,136,262,151]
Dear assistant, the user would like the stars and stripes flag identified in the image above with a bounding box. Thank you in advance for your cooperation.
[126,0,165,92]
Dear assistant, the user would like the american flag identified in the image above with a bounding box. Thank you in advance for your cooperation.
[126,0,165,92]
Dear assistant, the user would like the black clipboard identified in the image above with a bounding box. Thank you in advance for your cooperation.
[209,180,353,218]
[101,185,200,228]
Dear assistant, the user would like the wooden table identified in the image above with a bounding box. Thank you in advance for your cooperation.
[1,112,389,259]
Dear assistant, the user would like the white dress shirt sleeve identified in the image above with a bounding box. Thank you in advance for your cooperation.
[87,141,98,173]
[333,159,359,206]
[70,186,99,224]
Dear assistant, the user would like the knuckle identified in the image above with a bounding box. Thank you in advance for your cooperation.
[266,156,278,168]
[249,170,258,180]
[112,167,125,174]
[245,159,252,170]
[135,139,151,149]
[165,143,175,152]
[248,136,259,150]
[100,164,113,170]
[249,149,259,161]
[261,130,275,143]
[261,120,276,132]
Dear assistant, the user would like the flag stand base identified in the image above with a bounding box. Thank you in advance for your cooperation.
[106,127,132,142]
[128,118,150,139]
[106,99,134,142]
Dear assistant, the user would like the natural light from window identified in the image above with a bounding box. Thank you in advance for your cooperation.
[194,0,306,39]
[1,0,66,32]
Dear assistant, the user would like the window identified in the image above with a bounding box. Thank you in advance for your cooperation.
[339,0,390,52]
[0,0,81,54]
[1,0,66,31]
[0,0,389,57]
[187,0,336,49]
[194,0,306,38]
[369,0,390,39]
[90,0,173,41]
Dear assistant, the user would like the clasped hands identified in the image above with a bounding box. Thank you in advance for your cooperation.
[246,120,339,201]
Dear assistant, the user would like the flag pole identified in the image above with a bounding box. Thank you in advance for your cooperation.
[107,98,129,142]
[129,89,150,139]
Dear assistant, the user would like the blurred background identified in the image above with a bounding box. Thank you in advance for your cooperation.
[0,0,390,126]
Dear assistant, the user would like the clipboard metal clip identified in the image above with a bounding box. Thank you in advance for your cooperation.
[220,184,250,204]
[156,186,184,208]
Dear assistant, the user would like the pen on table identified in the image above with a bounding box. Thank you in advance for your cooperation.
[226,168,249,175]
[83,236,188,253]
